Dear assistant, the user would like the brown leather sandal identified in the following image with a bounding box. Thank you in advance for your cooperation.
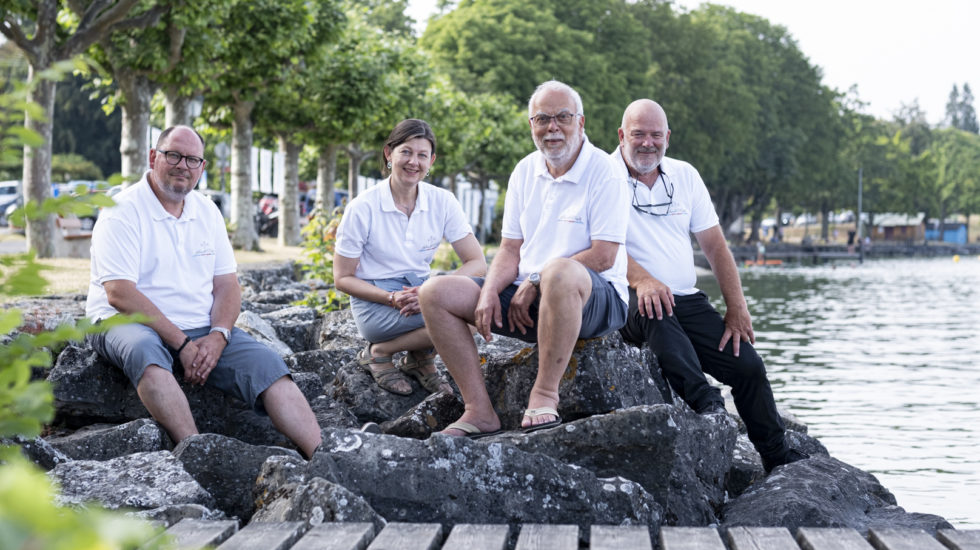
[398,350,453,394]
[358,344,412,395]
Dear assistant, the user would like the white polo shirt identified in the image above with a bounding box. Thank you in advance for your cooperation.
[502,135,629,304]
[86,172,237,328]
[610,148,719,296]
[335,179,473,281]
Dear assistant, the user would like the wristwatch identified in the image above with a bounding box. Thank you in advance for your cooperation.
[209,326,231,343]
[528,272,541,288]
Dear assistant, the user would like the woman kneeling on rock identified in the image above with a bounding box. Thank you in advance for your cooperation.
[334,119,487,395]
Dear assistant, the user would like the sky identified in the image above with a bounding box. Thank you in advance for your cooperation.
[406,0,979,125]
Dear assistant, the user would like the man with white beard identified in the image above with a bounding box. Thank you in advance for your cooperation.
[419,80,630,437]
[612,99,808,472]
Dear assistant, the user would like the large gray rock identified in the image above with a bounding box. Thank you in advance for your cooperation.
[235,311,293,357]
[285,349,358,388]
[483,333,669,429]
[48,343,147,425]
[5,435,71,470]
[721,455,953,534]
[381,391,464,439]
[173,433,300,521]
[331,362,432,424]
[726,427,831,498]
[252,476,385,530]
[317,309,363,351]
[129,504,227,527]
[51,451,215,511]
[309,395,361,430]
[495,404,736,526]
[47,418,171,461]
[301,429,662,533]
[261,306,319,353]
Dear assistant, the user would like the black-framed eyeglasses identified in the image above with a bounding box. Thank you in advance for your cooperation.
[530,112,581,128]
[630,172,673,217]
[157,149,204,169]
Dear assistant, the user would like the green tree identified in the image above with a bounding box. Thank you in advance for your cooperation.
[924,128,980,239]
[0,68,167,550]
[203,0,342,251]
[0,0,169,257]
[946,82,979,134]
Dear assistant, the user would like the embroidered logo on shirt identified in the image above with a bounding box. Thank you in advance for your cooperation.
[418,235,440,252]
[557,214,584,224]
[192,240,216,257]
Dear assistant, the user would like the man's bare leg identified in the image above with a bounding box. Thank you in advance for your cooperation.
[137,365,199,443]
[524,258,592,428]
[261,376,323,459]
[419,276,500,435]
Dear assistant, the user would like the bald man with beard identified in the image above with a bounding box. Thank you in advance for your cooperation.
[612,99,808,473]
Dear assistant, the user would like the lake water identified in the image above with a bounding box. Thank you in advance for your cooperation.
[697,256,980,528]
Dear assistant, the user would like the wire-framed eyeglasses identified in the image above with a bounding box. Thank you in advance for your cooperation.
[529,112,581,127]
[157,150,204,169]
[630,172,673,217]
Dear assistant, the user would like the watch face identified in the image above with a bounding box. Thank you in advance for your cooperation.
[529,273,541,285]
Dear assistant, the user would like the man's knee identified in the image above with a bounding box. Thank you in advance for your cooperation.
[137,364,176,389]
[540,258,590,296]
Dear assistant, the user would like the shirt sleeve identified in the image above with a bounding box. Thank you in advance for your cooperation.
[441,190,474,243]
[688,167,720,233]
[211,204,237,276]
[500,165,525,240]
[587,159,629,244]
[334,198,371,259]
[90,209,141,285]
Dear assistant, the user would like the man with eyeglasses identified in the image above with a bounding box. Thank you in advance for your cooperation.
[612,100,807,473]
[86,125,323,460]
[420,80,629,437]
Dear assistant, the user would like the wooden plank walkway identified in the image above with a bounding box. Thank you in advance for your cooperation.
[154,521,980,550]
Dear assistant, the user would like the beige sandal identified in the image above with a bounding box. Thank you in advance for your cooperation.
[358,344,412,395]
[398,350,453,394]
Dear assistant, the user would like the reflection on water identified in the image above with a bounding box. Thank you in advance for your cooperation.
[698,256,980,528]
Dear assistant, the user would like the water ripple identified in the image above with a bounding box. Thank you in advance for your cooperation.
[700,257,980,527]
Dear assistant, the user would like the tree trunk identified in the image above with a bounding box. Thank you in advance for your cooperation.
[316,144,338,212]
[117,71,155,183]
[448,172,458,195]
[820,200,830,242]
[346,143,374,198]
[23,68,56,258]
[230,99,259,250]
[164,87,193,128]
[277,135,302,246]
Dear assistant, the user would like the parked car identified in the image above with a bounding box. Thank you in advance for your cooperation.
[0,180,19,227]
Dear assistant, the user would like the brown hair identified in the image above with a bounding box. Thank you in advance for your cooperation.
[381,119,436,176]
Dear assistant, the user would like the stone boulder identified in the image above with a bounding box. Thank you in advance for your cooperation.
[380,391,465,439]
[252,475,385,531]
[721,455,953,534]
[493,404,737,526]
[129,504,227,527]
[308,395,361,430]
[726,426,831,498]
[299,429,662,534]
[51,451,215,512]
[173,433,300,521]
[260,306,319,353]
[483,333,670,429]
[5,435,71,471]
[331,362,434,424]
[285,349,357,388]
[235,311,293,357]
[317,308,363,351]
[47,418,171,461]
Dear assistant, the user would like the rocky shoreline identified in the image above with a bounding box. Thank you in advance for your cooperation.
[4,262,953,540]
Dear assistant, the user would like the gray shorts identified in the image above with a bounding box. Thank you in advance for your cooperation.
[349,275,427,343]
[473,267,627,343]
[88,323,290,414]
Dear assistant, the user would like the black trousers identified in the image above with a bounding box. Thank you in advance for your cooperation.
[619,289,787,458]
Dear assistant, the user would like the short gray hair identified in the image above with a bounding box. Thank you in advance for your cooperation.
[528,80,584,118]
